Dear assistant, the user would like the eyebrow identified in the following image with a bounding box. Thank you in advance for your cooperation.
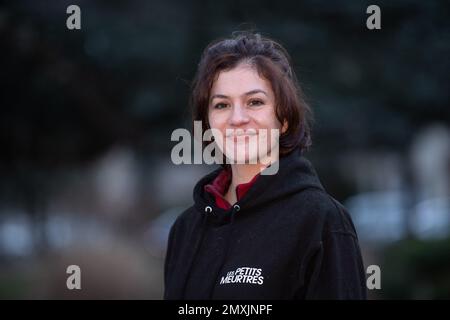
[210,89,268,102]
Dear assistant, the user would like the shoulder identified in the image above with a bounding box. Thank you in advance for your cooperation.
[168,205,200,239]
[287,188,358,239]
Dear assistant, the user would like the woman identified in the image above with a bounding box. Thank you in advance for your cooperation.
[164,32,367,299]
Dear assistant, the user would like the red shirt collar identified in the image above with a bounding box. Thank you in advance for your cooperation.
[204,167,259,210]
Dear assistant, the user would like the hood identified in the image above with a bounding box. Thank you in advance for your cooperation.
[192,147,325,224]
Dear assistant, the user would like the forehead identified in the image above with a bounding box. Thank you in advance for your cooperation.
[211,64,272,95]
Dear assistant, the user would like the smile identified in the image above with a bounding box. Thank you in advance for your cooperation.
[225,129,258,137]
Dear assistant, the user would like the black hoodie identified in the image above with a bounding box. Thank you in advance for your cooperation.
[164,148,367,299]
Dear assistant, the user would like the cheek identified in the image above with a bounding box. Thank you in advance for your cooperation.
[207,116,216,130]
[271,108,283,130]
[258,109,282,130]
[208,111,226,130]
[207,111,215,128]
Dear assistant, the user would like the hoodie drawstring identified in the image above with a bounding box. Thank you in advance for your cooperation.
[207,204,239,299]
[181,204,240,299]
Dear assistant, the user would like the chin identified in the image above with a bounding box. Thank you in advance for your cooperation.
[224,147,260,165]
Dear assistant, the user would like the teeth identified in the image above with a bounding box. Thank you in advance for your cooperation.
[226,129,257,137]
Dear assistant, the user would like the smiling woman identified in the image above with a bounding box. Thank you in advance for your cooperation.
[164,31,367,300]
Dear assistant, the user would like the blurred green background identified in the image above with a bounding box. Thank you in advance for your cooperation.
[0,0,449,299]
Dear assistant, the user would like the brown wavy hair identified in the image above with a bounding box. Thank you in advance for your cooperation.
[190,31,313,156]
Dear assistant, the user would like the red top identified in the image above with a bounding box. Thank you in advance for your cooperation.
[204,167,259,210]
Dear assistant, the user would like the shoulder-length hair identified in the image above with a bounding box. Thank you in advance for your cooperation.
[190,31,313,156]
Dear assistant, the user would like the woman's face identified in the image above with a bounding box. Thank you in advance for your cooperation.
[207,63,284,164]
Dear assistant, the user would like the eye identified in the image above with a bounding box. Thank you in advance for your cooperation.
[248,99,264,107]
[213,103,228,110]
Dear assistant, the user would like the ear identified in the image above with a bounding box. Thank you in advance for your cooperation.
[281,120,288,134]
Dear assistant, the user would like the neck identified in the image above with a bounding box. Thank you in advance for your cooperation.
[225,151,279,204]
[229,163,265,186]
[224,164,265,205]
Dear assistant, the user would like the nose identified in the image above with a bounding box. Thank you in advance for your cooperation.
[228,104,250,127]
